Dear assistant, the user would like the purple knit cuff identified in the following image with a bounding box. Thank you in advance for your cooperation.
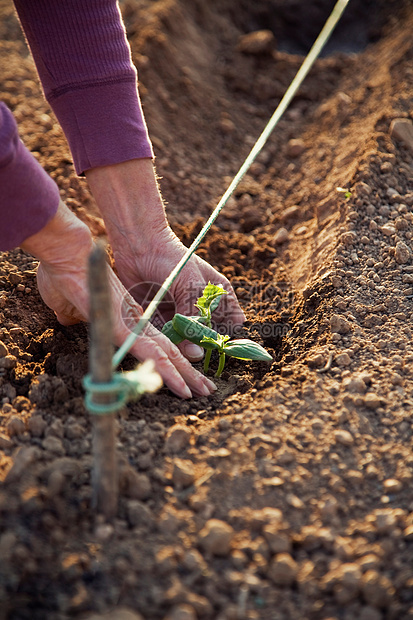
[0,103,60,251]
[49,79,154,175]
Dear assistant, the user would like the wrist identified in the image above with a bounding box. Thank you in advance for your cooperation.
[85,158,169,255]
[21,200,93,269]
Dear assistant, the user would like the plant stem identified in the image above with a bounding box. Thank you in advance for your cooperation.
[215,352,226,378]
[204,349,212,373]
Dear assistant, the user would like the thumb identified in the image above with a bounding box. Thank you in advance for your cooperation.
[178,340,204,362]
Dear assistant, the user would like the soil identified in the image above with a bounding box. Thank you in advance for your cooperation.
[1,0,413,619]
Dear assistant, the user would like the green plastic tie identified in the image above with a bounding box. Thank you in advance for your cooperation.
[83,369,151,415]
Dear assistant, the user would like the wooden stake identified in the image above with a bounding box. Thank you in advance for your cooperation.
[88,241,117,520]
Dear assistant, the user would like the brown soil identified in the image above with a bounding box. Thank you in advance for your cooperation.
[1,1,413,619]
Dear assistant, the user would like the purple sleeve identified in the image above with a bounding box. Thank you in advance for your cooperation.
[13,0,154,175]
[0,103,59,251]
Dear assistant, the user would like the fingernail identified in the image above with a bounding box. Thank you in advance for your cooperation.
[182,385,193,399]
[200,382,212,396]
[204,378,217,392]
[184,343,204,361]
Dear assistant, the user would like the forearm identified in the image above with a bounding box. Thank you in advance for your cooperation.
[13,0,153,175]
[85,158,169,254]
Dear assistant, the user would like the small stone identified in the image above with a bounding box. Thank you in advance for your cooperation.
[403,525,413,541]
[364,393,382,410]
[46,419,64,439]
[394,241,411,264]
[362,570,395,608]
[8,273,22,285]
[262,476,284,487]
[165,425,192,454]
[357,554,381,572]
[27,415,47,437]
[47,470,65,496]
[281,205,300,221]
[334,430,354,446]
[29,374,69,406]
[172,459,195,488]
[94,523,114,543]
[274,227,289,244]
[330,314,351,334]
[335,352,352,367]
[383,478,402,493]
[237,30,275,55]
[120,465,151,500]
[65,423,84,440]
[182,548,207,573]
[6,416,26,437]
[375,509,397,534]
[0,433,13,449]
[355,182,372,196]
[267,553,298,585]
[165,604,197,620]
[307,353,325,369]
[311,418,324,431]
[0,341,8,358]
[380,161,393,174]
[13,396,30,412]
[286,138,306,158]
[4,446,39,483]
[395,217,409,231]
[333,563,363,604]
[320,496,339,518]
[342,376,367,394]
[0,355,17,370]
[199,519,234,556]
[126,499,152,527]
[340,231,357,247]
[296,225,308,235]
[286,494,304,509]
[390,118,413,152]
[42,436,65,456]
[219,118,235,134]
[263,525,291,554]
[381,224,396,236]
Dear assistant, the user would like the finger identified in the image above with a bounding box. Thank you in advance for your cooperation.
[152,331,217,397]
[115,308,215,398]
[133,338,193,399]
[178,340,204,362]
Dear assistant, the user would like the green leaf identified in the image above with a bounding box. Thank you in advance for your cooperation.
[161,320,185,345]
[223,339,273,362]
[195,282,228,318]
[200,333,229,351]
[172,314,220,346]
[199,336,220,351]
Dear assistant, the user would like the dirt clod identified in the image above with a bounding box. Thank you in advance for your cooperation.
[198,519,234,556]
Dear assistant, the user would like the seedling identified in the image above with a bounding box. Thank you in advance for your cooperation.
[162,283,272,377]
[336,186,352,200]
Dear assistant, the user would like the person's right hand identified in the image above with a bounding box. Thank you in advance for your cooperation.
[22,201,217,399]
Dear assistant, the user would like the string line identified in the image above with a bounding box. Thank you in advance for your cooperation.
[112,0,350,368]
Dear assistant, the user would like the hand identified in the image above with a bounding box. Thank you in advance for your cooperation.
[22,201,217,399]
[85,159,245,361]
[113,225,245,359]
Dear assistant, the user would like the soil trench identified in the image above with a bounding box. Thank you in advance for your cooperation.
[1,1,413,619]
